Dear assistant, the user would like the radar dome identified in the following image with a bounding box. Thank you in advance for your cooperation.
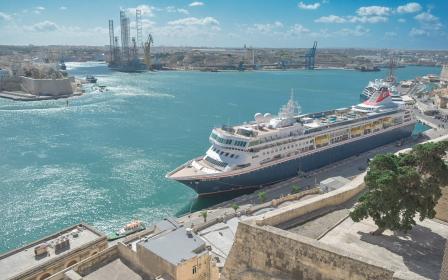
[263,113,272,120]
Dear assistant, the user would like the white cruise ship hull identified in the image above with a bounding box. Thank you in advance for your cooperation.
[169,122,416,196]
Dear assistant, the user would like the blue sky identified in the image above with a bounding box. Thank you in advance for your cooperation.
[0,0,447,49]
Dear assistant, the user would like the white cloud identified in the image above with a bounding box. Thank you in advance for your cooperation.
[25,21,59,32]
[415,12,438,23]
[165,6,189,15]
[288,24,310,35]
[0,11,12,21]
[397,2,421,14]
[356,6,390,16]
[177,8,189,15]
[409,27,428,36]
[34,6,45,14]
[348,16,388,24]
[60,6,67,11]
[315,15,346,23]
[398,18,406,23]
[298,2,321,10]
[168,17,219,27]
[126,5,156,17]
[337,25,370,36]
[415,12,442,30]
[385,31,397,37]
[189,2,204,7]
[249,21,284,33]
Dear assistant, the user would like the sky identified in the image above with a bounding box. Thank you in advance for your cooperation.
[0,0,447,49]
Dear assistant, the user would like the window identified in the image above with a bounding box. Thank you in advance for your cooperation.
[225,153,229,156]
[193,265,197,274]
[230,154,234,158]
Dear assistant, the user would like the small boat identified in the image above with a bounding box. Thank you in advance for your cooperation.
[86,75,97,83]
[107,220,145,241]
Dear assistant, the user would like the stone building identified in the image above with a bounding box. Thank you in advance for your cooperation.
[434,88,448,109]
[0,223,107,280]
[137,226,218,280]
[441,64,448,83]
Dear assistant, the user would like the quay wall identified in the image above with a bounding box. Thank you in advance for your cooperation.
[222,221,397,280]
[255,172,366,227]
[21,76,73,96]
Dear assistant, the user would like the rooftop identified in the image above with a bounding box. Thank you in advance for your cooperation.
[319,216,448,280]
[82,259,143,280]
[0,224,104,280]
[139,227,206,265]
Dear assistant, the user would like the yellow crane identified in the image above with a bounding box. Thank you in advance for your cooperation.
[143,34,153,70]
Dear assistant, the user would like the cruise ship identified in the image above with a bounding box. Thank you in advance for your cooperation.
[167,90,416,197]
[360,59,399,102]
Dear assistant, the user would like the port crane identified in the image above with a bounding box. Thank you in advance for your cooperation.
[143,34,154,70]
[305,41,318,70]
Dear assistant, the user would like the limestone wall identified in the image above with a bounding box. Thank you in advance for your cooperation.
[137,242,176,279]
[435,186,448,222]
[441,240,448,280]
[222,221,396,280]
[256,172,366,227]
[21,76,73,96]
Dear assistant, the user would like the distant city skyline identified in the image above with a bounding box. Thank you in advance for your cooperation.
[0,0,447,49]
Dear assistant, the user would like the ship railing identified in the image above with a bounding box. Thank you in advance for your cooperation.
[172,121,414,180]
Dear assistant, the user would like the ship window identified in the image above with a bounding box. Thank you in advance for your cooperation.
[230,154,234,158]
[225,153,229,156]
[220,151,224,155]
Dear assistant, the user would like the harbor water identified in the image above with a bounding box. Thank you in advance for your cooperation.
[0,63,437,253]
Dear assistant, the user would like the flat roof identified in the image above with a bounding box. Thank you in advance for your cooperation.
[319,217,448,280]
[83,259,142,280]
[0,224,104,280]
[139,227,206,265]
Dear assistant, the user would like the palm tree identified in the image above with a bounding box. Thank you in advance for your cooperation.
[258,191,267,203]
[200,211,208,222]
[231,203,239,213]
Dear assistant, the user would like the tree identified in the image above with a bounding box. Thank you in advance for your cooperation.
[291,185,301,194]
[258,191,267,203]
[231,203,239,213]
[350,141,448,235]
[200,211,208,223]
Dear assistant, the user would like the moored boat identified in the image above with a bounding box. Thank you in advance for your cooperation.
[107,220,145,241]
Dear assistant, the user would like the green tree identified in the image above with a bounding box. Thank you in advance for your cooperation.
[291,185,301,194]
[258,191,267,203]
[200,211,208,223]
[231,203,239,213]
[350,141,448,235]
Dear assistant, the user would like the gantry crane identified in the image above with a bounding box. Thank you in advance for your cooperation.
[144,34,153,70]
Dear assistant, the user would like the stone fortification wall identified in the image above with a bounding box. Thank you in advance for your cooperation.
[435,186,448,222]
[222,221,395,280]
[256,172,366,227]
[21,76,73,96]
[441,240,448,280]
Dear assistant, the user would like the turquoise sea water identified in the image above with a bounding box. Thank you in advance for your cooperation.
[0,63,438,253]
